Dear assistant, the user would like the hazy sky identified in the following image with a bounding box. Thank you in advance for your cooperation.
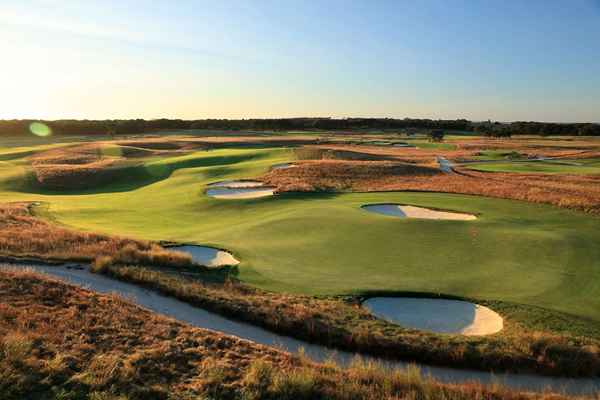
[1,0,599,122]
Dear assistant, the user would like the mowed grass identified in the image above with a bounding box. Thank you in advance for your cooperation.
[1,146,600,322]
[465,158,600,174]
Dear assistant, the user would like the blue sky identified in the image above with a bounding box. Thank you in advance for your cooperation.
[1,0,599,121]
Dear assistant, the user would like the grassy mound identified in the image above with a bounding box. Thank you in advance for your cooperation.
[263,160,440,191]
[27,144,145,191]
[0,202,193,268]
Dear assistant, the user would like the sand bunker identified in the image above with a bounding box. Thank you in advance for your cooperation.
[271,163,296,170]
[171,245,239,267]
[206,187,276,199]
[362,204,476,221]
[363,297,503,336]
[207,180,264,188]
[206,179,276,199]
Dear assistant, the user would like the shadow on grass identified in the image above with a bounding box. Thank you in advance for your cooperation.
[17,153,268,195]
[276,190,341,201]
[0,150,36,161]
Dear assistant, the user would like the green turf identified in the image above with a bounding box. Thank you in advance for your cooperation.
[1,146,600,323]
[471,150,525,161]
[465,158,600,174]
[408,140,457,150]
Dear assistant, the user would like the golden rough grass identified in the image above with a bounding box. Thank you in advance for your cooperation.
[0,202,193,268]
[0,269,574,400]
[0,268,289,399]
[0,202,146,262]
[104,264,600,378]
[28,144,136,190]
[264,160,441,191]
[262,160,600,214]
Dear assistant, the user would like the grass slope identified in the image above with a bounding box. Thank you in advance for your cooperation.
[1,147,600,323]
[465,158,600,175]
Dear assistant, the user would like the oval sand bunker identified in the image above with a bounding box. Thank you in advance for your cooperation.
[207,180,264,188]
[206,187,275,199]
[364,297,503,336]
[206,179,276,199]
[362,204,476,221]
[271,162,295,170]
[171,245,239,267]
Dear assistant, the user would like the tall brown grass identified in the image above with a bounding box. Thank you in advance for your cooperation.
[262,160,600,214]
[0,202,196,269]
[0,269,574,400]
[100,264,600,378]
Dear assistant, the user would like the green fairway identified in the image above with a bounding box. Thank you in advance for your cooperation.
[464,158,600,174]
[1,146,600,322]
[409,140,457,150]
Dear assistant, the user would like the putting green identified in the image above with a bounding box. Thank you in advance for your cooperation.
[1,147,600,322]
[465,158,600,174]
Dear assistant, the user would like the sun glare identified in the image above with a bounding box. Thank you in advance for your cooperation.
[29,121,52,137]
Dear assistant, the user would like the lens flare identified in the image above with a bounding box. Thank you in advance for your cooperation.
[29,122,52,137]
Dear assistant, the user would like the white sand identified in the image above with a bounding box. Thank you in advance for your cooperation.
[271,163,296,170]
[362,204,476,221]
[206,187,275,199]
[207,180,265,188]
[363,297,503,336]
[171,245,240,267]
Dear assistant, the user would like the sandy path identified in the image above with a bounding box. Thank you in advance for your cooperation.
[437,156,454,173]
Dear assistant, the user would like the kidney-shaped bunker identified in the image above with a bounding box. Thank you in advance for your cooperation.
[170,245,240,267]
[363,297,503,336]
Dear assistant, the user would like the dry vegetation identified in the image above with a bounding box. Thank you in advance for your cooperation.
[0,202,193,267]
[263,156,600,214]
[452,138,600,153]
[99,263,600,378]
[300,144,470,165]
[309,142,600,164]
[266,159,441,191]
[1,268,567,400]
[28,144,150,190]
[25,137,321,191]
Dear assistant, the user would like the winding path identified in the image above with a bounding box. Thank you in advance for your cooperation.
[2,262,599,396]
[436,156,454,173]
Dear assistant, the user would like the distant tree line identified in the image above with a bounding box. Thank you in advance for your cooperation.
[474,121,600,137]
[0,117,598,137]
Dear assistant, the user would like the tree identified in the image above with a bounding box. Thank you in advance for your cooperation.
[429,130,445,142]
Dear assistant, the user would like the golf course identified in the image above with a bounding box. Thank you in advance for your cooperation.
[3,3,600,396]
[2,144,600,323]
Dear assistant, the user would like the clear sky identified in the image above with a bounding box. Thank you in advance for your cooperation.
[1,0,599,122]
